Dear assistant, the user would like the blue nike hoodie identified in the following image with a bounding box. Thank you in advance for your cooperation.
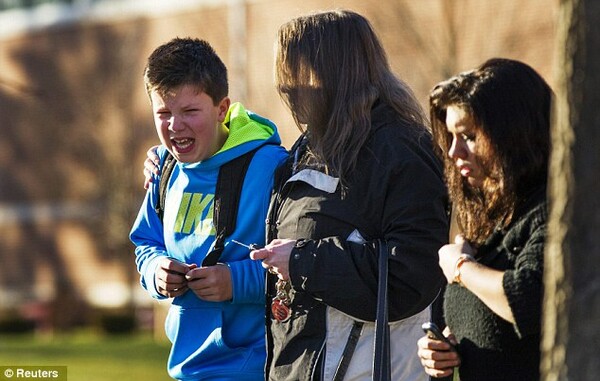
[130,103,287,380]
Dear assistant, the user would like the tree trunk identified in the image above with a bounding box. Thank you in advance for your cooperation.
[542,0,600,380]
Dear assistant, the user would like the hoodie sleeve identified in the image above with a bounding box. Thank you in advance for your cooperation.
[228,259,267,304]
[129,161,169,300]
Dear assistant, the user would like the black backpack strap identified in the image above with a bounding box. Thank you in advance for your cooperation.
[202,147,260,266]
[155,152,177,222]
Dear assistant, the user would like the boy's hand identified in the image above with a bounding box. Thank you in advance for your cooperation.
[185,264,233,302]
[155,257,196,298]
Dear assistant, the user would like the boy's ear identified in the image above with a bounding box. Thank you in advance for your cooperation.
[217,97,231,122]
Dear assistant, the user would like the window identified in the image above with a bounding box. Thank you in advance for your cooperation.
[0,0,212,39]
[0,0,82,12]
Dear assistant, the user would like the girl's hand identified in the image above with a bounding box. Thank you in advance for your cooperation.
[250,239,296,280]
[438,234,475,283]
[143,145,161,189]
[416,328,461,378]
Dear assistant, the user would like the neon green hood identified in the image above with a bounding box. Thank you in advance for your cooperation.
[215,102,280,154]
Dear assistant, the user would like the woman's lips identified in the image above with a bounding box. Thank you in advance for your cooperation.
[459,165,471,177]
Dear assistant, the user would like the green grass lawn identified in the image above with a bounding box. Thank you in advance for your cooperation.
[0,331,172,381]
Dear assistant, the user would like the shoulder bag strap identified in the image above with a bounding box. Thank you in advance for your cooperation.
[373,239,390,381]
[332,240,390,381]
[333,320,364,381]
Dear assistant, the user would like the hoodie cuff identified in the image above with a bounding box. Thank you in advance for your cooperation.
[142,256,167,300]
[227,259,266,304]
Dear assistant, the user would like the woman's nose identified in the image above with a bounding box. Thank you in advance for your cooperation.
[448,137,466,160]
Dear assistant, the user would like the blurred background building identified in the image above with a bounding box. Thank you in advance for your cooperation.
[0,0,556,333]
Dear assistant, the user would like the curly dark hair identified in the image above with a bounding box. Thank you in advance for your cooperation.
[429,58,552,244]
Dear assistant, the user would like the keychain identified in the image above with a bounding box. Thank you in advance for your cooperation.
[271,279,291,322]
[232,239,291,322]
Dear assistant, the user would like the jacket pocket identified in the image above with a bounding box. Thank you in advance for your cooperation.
[164,305,264,376]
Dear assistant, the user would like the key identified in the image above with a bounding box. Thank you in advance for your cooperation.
[231,240,263,251]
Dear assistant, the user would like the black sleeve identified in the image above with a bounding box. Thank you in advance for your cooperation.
[503,208,546,337]
[289,133,449,321]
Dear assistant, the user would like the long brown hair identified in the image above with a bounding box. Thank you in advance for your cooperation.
[430,58,552,244]
[275,9,427,183]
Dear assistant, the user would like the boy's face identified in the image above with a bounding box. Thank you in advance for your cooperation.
[151,84,230,163]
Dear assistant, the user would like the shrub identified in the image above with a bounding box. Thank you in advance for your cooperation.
[99,312,137,335]
[0,314,36,334]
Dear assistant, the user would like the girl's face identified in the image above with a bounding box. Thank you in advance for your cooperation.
[445,105,486,188]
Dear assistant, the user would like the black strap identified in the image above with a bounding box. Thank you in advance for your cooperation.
[155,147,260,266]
[202,147,259,266]
[373,240,390,381]
[332,240,390,381]
[155,152,177,221]
[333,321,364,381]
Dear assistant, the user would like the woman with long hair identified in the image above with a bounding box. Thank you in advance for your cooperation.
[417,58,552,381]
[250,10,449,381]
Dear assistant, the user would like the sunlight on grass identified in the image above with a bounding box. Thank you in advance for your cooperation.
[0,331,172,381]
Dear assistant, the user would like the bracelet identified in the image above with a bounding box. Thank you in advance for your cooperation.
[452,254,474,286]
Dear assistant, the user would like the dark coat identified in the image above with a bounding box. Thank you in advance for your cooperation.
[265,100,450,381]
